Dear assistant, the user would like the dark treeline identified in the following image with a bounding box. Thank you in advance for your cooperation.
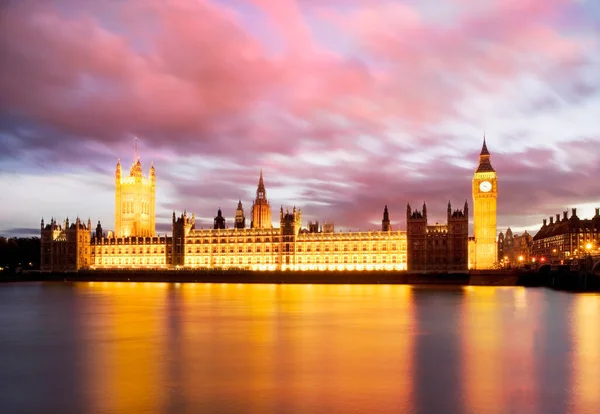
[0,237,41,272]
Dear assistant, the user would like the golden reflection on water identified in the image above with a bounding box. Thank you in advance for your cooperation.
[79,282,169,413]
[461,287,542,414]
[570,294,600,414]
[63,282,600,414]
[461,286,503,414]
[77,282,417,413]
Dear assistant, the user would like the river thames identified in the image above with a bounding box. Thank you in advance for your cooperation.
[0,282,598,414]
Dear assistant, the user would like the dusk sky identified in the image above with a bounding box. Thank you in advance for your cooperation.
[1,0,599,237]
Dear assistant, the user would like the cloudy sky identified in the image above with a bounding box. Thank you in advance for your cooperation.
[1,0,599,237]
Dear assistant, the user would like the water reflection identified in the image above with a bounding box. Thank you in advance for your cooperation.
[570,295,600,414]
[0,283,598,414]
[79,282,169,413]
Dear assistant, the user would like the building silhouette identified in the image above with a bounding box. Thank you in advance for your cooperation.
[214,208,226,230]
[406,201,469,272]
[382,205,391,231]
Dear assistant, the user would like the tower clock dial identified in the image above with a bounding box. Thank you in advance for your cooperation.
[479,181,492,193]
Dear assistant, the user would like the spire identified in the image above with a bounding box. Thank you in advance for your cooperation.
[256,170,266,201]
[258,169,265,189]
[382,205,391,231]
[480,134,490,156]
[476,134,494,173]
[238,199,243,209]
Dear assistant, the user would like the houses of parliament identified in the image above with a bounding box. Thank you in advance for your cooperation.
[41,141,498,272]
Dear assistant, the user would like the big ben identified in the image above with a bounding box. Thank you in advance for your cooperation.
[472,137,497,269]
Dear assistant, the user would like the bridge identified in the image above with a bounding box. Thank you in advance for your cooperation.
[535,254,600,276]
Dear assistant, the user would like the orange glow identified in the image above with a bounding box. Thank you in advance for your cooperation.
[570,295,600,413]
[461,287,504,414]
[78,282,168,412]
[87,228,408,271]
[75,283,419,412]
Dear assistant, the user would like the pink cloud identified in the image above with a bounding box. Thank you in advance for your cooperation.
[0,0,598,235]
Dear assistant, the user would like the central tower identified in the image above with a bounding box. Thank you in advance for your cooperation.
[115,156,156,238]
[251,170,272,229]
[472,137,498,269]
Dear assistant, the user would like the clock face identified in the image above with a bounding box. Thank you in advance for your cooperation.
[479,181,492,193]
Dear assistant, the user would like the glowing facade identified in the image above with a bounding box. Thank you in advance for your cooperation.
[40,217,92,271]
[472,138,498,269]
[43,144,509,273]
[115,157,156,238]
[42,186,408,272]
[251,171,272,229]
[168,206,407,271]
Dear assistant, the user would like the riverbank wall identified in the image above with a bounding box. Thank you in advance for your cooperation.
[2,269,597,291]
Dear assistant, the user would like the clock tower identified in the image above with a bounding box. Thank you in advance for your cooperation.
[472,137,498,269]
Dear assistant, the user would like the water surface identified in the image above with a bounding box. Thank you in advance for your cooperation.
[0,282,598,414]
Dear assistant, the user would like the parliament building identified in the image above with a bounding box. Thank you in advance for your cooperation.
[41,141,497,272]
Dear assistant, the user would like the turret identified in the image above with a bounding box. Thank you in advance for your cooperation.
[96,221,103,238]
[41,218,44,230]
[280,205,302,236]
[234,200,246,229]
[116,159,121,182]
[382,205,391,231]
[214,208,226,230]
[423,202,427,219]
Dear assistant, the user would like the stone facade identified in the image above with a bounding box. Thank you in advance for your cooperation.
[532,208,600,262]
[406,201,469,272]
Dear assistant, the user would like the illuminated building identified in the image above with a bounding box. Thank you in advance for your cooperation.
[115,156,156,238]
[406,201,469,272]
[41,139,496,273]
[497,228,532,267]
[40,217,92,271]
[251,171,272,229]
[472,137,498,269]
[42,167,409,271]
[531,208,600,262]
